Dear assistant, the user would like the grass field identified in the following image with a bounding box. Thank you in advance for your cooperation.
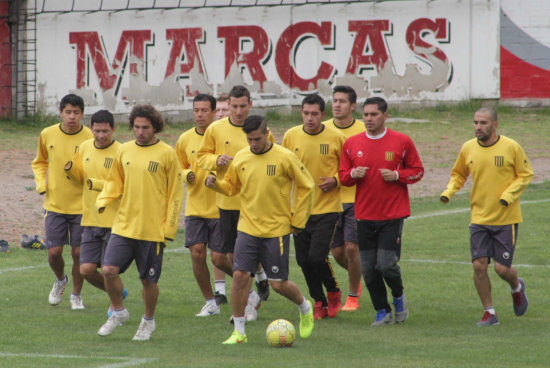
[1,182,549,368]
[1,104,549,367]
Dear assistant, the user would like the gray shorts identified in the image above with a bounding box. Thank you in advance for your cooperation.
[103,233,165,283]
[470,223,518,267]
[44,210,83,248]
[233,231,290,281]
[80,226,111,266]
[184,216,224,253]
[331,203,358,248]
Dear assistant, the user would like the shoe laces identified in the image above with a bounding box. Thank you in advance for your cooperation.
[480,311,492,321]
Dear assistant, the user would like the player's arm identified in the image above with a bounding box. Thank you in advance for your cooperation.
[440,148,469,203]
[163,152,184,241]
[206,165,241,197]
[288,154,314,230]
[499,144,534,206]
[175,138,195,184]
[31,133,49,194]
[197,125,223,171]
[86,178,105,192]
[96,151,124,212]
[395,138,424,185]
[339,140,364,186]
[64,148,85,185]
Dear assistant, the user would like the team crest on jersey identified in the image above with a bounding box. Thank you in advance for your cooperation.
[494,156,504,167]
[148,161,159,173]
[320,144,329,155]
[385,151,394,161]
[104,157,114,169]
[357,150,363,158]
[266,164,276,176]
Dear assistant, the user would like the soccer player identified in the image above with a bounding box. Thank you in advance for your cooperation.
[197,85,272,318]
[31,94,93,309]
[176,94,225,316]
[96,105,184,341]
[212,92,232,305]
[324,85,365,312]
[282,94,345,320]
[206,115,315,344]
[64,110,127,313]
[440,107,533,326]
[339,97,424,326]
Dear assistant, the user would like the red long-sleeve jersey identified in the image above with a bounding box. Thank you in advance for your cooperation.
[339,129,424,221]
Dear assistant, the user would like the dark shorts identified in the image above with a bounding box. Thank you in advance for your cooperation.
[470,223,518,267]
[293,212,339,266]
[103,233,165,283]
[331,203,358,248]
[44,210,83,248]
[184,216,224,253]
[219,208,240,253]
[356,218,404,257]
[80,226,111,266]
[233,231,290,281]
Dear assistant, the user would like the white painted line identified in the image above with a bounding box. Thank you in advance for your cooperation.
[408,198,550,221]
[402,258,550,269]
[0,352,156,367]
[0,264,49,274]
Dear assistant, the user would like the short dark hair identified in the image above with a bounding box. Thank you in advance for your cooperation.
[476,107,498,122]
[301,94,325,112]
[229,85,250,102]
[217,93,230,103]
[90,110,114,128]
[333,85,357,104]
[60,94,84,113]
[363,97,388,113]
[129,104,165,133]
[243,115,267,134]
[193,94,216,111]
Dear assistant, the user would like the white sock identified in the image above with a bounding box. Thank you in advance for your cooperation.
[206,298,217,307]
[234,317,246,335]
[215,280,226,295]
[255,269,267,282]
[113,308,126,317]
[512,282,522,293]
[485,307,496,315]
[298,297,310,314]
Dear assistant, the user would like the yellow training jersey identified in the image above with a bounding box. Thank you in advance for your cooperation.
[97,140,184,242]
[441,136,533,225]
[282,124,345,215]
[176,127,218,219]
[65,138,121,228]
[212,143,314,237]
[323,118,366,204]
[197,117,275,211]
[31,123,93,214]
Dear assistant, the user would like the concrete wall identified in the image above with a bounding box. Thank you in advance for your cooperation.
[34,0,500,115]
[0,1,11,117]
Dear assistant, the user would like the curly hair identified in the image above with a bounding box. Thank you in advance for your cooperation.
[129,104,165,133]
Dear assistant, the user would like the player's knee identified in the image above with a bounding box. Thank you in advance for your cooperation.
[102,265,119,279]
[79,263,95,276]
[190,244,207,261]
[493,262,510,277]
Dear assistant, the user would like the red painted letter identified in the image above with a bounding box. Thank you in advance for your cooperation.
[276,22,334,90]
[346,20,392,75]
[165,28,205,79]
[406,18,450,65]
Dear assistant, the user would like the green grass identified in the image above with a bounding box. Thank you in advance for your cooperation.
[1,182,550,367]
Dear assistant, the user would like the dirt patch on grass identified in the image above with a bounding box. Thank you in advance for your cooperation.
[1,146,548,247]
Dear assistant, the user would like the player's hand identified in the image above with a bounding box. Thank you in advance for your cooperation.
[217,155,233,167]
[205,174,217,188]
[64,161,72,171]
[291,226,303,235]
[440,195,449,204]
[319,177,337,193]
[380,168,398,182]
[98,207,105,213]
[500,199,509,207]
[351,166,368,179]
[187,171,196,184]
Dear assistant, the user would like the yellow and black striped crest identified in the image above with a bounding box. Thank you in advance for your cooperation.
[385,151,394,161]
[148,161,159,173]
[104,157,114,169]
[494,156,504,167]
[266,164,276,176]
[320,144,329,155]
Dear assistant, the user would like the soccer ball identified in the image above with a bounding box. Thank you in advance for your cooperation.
[266,319,296,347]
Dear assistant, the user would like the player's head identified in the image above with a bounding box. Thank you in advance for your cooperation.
[301,94,326,134]
[474,107,498,144]
[90,110,115,148]
[229,85,252,125]
[215,93,231,120]
[60,94,84,113]
[129,104,164,145]
[332,85,357,121]
[362,97,388,136]
[193,94,216,131]
[243,115,270,154]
